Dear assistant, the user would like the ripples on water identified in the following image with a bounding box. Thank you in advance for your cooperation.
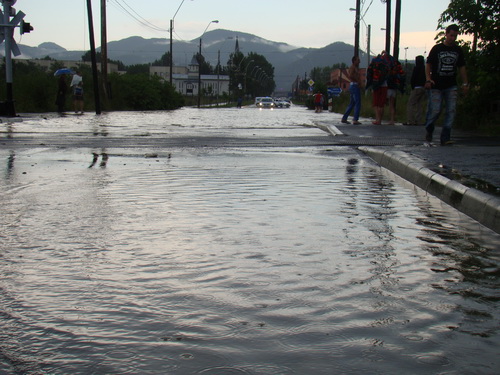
[0,109,499,374]
[15,107,319,138]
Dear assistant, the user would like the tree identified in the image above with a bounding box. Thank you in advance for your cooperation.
[152,52,172,67]
[227,51,276,98]
[81,51,126,71]
[196,53,213,75]
[438,0,499,53]
[107,73,184,110]
[127,64,150,75]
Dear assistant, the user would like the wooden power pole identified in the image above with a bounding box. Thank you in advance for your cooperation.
[86,0,101,114]
[393,0,401,61]
[385,0,391,55]
[101,0,108,99]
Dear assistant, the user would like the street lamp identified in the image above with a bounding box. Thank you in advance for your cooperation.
[381,28,394,50]
[248,66,260,97]
[243,59,255,97]
[198,20,219,108]
[250,66,260,76]
[404,46,408,69]
[170,0,188,85]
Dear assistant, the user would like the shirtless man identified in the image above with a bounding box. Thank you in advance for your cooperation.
[341,56,362,125]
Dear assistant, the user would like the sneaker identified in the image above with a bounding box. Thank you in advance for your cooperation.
[440,140,454,146]
[341,119,351,124]
[352,121,362,125]
[425,132,432,142]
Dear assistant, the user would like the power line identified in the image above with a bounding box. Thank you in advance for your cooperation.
[108,0,168,33]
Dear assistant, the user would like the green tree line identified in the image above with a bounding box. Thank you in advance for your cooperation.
[0,47,276,113]
[0,58,184,113]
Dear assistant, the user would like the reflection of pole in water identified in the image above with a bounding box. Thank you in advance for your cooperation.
[89,151,108,168]
[6,151,15,177]
[100,153,108,167]
[7,124,13,139]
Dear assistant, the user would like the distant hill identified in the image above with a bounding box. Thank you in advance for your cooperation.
[8,28,367,92]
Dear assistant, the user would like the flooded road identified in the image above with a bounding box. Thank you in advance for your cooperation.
[1,107,499,374]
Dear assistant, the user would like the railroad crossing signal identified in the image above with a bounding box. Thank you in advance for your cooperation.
[0,3,28,56]
[0,0,34,116]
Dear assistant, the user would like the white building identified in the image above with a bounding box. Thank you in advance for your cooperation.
[150,56,230,97]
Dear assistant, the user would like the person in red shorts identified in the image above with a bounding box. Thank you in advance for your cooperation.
[366,51,390,124]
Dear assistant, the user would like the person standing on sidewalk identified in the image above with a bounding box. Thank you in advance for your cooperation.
[386,58,405,125]
[71,71,84,113]
[341,56,362,124]
[366,51,390,125]
[424,24,469,145]
[55,75,68,113]
[405,55,426,125]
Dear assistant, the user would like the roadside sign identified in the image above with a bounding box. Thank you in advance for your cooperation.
[308,79,314,86]
[328,87,342,97]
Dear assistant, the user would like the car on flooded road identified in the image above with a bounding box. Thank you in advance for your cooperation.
[256,97,275,109]
[275,98,291,108]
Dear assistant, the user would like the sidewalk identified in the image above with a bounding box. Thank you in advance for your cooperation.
[321,120,500,234]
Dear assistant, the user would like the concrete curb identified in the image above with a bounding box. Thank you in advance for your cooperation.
[360,147,500,234]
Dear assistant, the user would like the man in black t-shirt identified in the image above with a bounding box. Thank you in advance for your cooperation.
[424,24,469,145]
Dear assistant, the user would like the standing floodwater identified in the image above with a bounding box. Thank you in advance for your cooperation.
[1,107,499,374]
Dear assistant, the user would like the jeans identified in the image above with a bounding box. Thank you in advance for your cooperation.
[342,84,361,121]
[424,87,458,143]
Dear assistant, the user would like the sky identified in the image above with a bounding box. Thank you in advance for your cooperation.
[16,0,456,61]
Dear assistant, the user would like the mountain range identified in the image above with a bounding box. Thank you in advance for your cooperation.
[10,28,366,91]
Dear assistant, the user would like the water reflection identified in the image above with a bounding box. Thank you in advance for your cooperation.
[6,151,15,178]
[0,110,499,374]
[89,151,109,168]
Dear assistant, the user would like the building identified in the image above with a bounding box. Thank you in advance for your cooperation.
[150,55,230,97]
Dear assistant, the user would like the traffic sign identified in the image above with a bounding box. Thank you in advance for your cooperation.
[328,87,342,97]
[308,79,314,86]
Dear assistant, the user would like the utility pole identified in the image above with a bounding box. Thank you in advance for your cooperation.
[170,0,188,86]
[101,0,108,99]
[197,38,202,108]
[367,24,371,67]
[216,50,220,106]
[393,0,401,61]
[169,19,173,84]
[86,0,101,114]
[385,0,391,55]
[354,0,361,57]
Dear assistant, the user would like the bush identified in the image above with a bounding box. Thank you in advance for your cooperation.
[0,61,184,113]
[107,73,184,111]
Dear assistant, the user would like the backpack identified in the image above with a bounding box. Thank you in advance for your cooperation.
[366,55,389,90]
